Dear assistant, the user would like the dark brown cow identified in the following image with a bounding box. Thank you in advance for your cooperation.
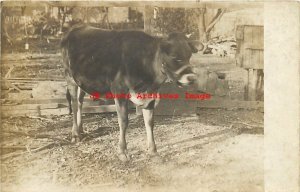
[61,25,198,161]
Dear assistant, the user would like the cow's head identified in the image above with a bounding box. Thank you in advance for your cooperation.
[160,33,198,87]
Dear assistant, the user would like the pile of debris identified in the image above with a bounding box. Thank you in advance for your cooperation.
[204,36,237,58]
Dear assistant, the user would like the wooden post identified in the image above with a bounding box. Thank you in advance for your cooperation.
[144,5,153,34]
[255,69,264,100]
[258,69,264,100]
[247,69,259,101]
[244,69,249,100]
[248,69,254,100]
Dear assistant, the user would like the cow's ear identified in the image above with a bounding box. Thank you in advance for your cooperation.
[160,40,171,54]
[188,41,202,53]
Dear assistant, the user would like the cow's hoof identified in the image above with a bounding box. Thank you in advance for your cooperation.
[148,152,164,163]
[71,136,80,143]
[79,126,84,135]
[79,131,85,136]
[148,150,159,157]
[118,153,131,162]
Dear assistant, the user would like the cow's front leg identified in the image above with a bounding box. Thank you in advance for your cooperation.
[67,84,80,143]
[142,101,157,155]
[114,98,130,162]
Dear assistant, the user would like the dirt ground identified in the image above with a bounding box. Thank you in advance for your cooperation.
[1,109,263,192]
[1,49,262,192]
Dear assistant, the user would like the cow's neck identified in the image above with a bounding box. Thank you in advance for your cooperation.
[152,45,168,86]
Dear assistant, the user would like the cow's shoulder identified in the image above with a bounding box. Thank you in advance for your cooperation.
[61,24,86,46]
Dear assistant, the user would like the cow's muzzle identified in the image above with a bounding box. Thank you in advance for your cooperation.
[173,65,197,87]
[162,63,197,86]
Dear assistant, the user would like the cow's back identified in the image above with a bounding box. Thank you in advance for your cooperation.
[61,25,160,94]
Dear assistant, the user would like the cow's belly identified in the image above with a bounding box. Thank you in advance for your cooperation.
[73,74,112,95]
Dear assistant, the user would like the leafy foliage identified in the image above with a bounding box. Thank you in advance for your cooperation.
[29,11,60,36]
[153,8,199,39]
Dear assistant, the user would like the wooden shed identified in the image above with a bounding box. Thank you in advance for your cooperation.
[236,25,264,101]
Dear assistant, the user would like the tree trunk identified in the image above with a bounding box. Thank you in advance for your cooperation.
[197,8,226,43]
[102,7,112,29]
[2,8,12,45]
[59,7,66,34]
[197,8,209,43]
[206,8,226,34]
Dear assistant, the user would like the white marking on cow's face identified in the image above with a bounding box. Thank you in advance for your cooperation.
[177,73,197,85]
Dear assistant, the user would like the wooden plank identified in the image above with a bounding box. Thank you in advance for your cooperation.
[4,66,15,78]
[1,53,59,61]
[5,77,65,82]
[196,99,263,110]
[1,108,66,117]
[1,105,117,117]
[82,105,116,113]
[243,49,264,69]
[2,99,264,117]
[2,103,59,111]
[239,25,264,70]
[259,49,264,69]
[1,98,67,105]
[253,26,264,49]
[1,97,113,105]
[4,81,22,92]
[243,25,253,51]
[236,25,244,40]
[1,100,114,111]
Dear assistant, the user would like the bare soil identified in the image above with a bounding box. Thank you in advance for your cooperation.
[1,52,263,192]
[1,109,263,192]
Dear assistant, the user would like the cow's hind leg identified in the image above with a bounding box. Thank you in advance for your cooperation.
[66,87,72,114]
[67,84,81,143]
[77,87,86,134]
[114,98,130,162]
[142,100,157,156]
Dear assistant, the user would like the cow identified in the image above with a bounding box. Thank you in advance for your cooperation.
[61,25,198,162]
